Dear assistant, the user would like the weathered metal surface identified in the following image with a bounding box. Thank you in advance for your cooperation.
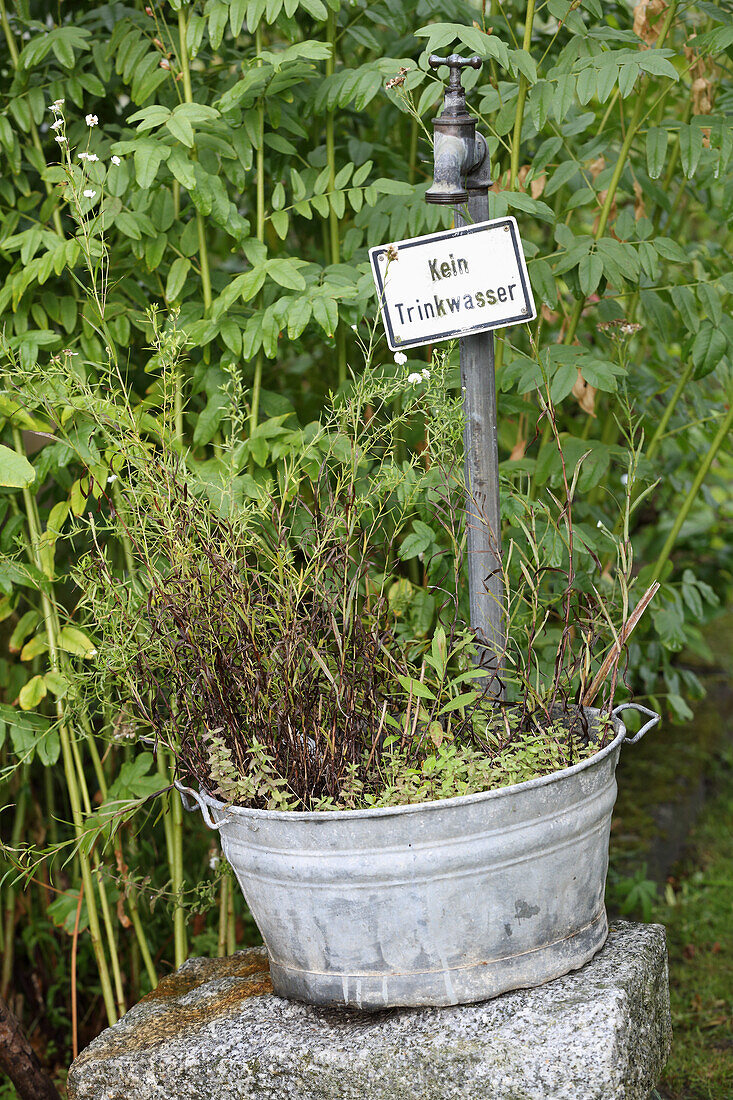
[456,190,504,682]
[177,704,660,1010]
[425,55,483,207]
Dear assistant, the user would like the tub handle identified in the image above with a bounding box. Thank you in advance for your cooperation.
[612,702,661,745]
[174,780,230,831]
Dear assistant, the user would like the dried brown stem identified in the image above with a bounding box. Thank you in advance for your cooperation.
[581,582,660,708]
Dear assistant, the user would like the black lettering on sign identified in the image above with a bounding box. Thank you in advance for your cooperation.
[429,255,469,281]
[393,282,524,332]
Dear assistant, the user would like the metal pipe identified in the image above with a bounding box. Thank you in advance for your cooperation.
[456,191,504,688]
[425,54,505,693]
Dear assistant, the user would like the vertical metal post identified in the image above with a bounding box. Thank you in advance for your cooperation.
[426,54,505,692]
[456,196,504,685]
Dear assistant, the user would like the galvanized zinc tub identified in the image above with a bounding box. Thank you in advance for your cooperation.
[177,702,659,1010]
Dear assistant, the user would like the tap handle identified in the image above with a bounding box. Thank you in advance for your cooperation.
[428,53,482,91]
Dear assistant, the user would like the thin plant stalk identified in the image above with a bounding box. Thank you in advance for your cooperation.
[170,772,187,968]
[94,865,127,1017]
[326,10,346,386]
[217,874,229,957]
[71,883,84,1060]
[177,7,212,315]
[226,883,236,956]
[10,427,118,1026]
[651,399,733,582]
[0,776,27,998]
[175,4,212,441]
[155,749,187,968]
[509,0,536,190]
[119,832,158,990]
[249,24,266,442]
[646,358,696,460]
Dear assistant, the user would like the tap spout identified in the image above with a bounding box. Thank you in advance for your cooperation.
[425,131,472,206]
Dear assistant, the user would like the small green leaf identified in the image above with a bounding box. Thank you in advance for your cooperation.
[287,297,312,339]
[637,52,678,81]
[267,258,306,290]
[271,210,289,240]
[166,257,191,302]
[692,321,726,379]
[44,671,70,698]
[646,127,668,180]
[19,674,47,710]
[166,113,195,147]
[618,62,639,98]
[37,727,60,766]
[550,361,578,404]
[439,691,480,715]
[9,610,40,653]
[578,252,603,296]
[678,123,703,178]
[193,392,228,448]
[0,444,35,488]
[396,675,435,701]
[20,634,49,662]
[58,626,97,659]
[530,258,557,306]
[576,67,595,105]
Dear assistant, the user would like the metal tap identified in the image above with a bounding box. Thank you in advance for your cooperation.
[425,54,490,206]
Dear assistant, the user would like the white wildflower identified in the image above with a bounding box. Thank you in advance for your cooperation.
[209,852,220,871]
[85,114,98,127]
[49,99,64,112]
[55,135,66,144]
[50,118,64,131]
[107,474,118,484]
[350,323,357,332]
[83,189,97,198]
[394,351,407,366]
[596,520,604,529]
[407,372,423,384]
[620,473,629,486]
[421,368,431,380]
[111,155,121,166]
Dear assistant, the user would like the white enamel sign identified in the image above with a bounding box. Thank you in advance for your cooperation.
[369,217,536,352]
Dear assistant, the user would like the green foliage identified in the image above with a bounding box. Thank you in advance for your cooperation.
[0,0,732,1080]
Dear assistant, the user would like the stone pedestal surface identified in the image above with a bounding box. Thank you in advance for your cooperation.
[67,921,671,1100]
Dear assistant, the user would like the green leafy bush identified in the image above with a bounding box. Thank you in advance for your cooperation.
[0,0,731,1081]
